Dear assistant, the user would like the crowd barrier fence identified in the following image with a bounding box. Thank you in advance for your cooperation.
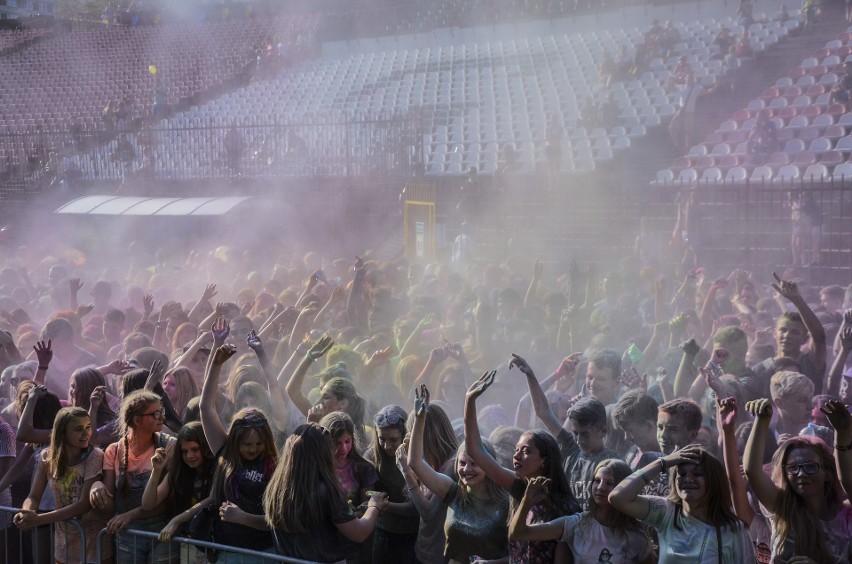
[95,527,317,564]
[0,505,86,564]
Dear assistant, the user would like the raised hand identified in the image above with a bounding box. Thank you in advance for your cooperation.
[844,308,852,327]
[745,398,773,420]
[508,353,534,376]
[211,316,230,347]
[523,476,551,505]
[151,447,167,472]
[330,284,347,304]
[717,397,738,433]
[444,342,465,360]
[33,340,52,367]
[620,367,647,390]
[395,444,410,474]
[709,278,729,293]
[771,272,801,302]
[240,300,255,316]
[840,326,852,352]
[69,278,84,295]
[246,330,263,353]
[662,443,703,468]
[307,403,326,423]
[101,359,131,375]
[76,304,94,318]
[699,366,724,396]
[679,338,700,356]
[201,283,217,302]
[466,370,496,401]
[28,384,47,400]
[414,384,430,416]
[149,360,165,383]
[354,256,364,272]
[142,294,154,318]
[212,344,237,366]
[307,335,334,361]
[428,346,449,365]
[90,386,107,410]
[820,399,851,433]
[365,346,394,368]
[556,352,583,380]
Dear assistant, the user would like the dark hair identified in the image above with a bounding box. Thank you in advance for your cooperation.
[568,396,607,429]
[778,311,805,327]
[659,399,702,432]
[612,390,658,429]
[168,422,214,515]
[32,391,62,431]
[103,308,126,326]
[589,348,621,380]
[371,405,408,475]
[516,429,579,519]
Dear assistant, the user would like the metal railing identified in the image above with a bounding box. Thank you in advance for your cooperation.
[95,527,316,564]
[0,505,86,564]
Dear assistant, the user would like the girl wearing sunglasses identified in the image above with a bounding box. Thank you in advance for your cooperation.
[744,398,852,563]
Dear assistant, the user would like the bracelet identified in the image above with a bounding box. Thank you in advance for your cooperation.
[367,504,379,510]
[638,470,651,485]
[406,485,418,492]
[38,365,49,371]
[659,458,667,474]
[836,442,852,452]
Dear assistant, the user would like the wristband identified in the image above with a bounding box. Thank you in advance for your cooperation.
[38,365,49,371]
[836,442,852,452]
[638,470,651,485]
[659,458,668,474]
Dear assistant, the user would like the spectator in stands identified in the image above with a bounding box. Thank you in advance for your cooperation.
[669,74,706,151]
[734,28,753,58]
[737,0,755,26]
[597,93,619,129]
[614,45,634,81]
[666,57,692,92]
[224,123,244,175]
[712,28,735,56]
[545,114,564,190]
[598,53,617,88]
[788,190,824,267]
[746,111,779,164]
[830,61,852,105]
[112,133,137,176]
[657,21,681,56]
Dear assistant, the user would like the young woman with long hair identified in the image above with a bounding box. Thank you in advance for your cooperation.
[160,367,198,421]
[400,399,458,564]
[68,366,118,447]
[89,389,176,563]
[366,405,419,564]
[200,318,278,562]
[744,397,852,562]
[141,421,215,561]
[609,444,753,562]
[408,385,510,563]
[319,411,378,509]
[464,371,580,564]
[509,460,654,563]
[14,406,110,563]
[263,423,389,563]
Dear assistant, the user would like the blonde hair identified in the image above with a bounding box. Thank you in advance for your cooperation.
[770,370,814,403]
[117,390,162,499]
[48,407,90,479]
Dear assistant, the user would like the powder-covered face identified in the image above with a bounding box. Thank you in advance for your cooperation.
[334,433,353,462]
[457,451,486,487]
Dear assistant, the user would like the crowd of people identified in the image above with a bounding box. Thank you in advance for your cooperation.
[0,217,849,564]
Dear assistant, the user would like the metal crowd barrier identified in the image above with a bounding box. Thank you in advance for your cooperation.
[0,505,86,564]
[95,527,317,564]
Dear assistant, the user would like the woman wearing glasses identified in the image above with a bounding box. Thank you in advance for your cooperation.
[744,398,852,563]
[90,389,177,563]
[366,405,418,564]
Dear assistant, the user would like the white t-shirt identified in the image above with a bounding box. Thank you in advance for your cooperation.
[768,504,852,563]
[558,513,653,563]
[641,496,754,563]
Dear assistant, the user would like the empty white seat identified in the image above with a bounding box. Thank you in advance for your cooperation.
[725,166,748,182]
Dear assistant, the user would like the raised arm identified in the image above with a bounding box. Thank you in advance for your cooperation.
[524,259,543,310]
[512,353,571,437]
[827,325,852,397]
[717,397,754,525]
[397,443,445,522]
[17,385,51,444]
[247,330,288,431]
[514,357,578,428]
[141,447,169,512]
[200,317,237,454]
[407,385,455,500]
[773,273,826,375]
[287,303,319,355]
[822,400,852,497]
[673,339,700,399]
[32,340,52,387]
[463,370,516,490]
[284,335,333,417]
[187,284,218,324]
[508,477,563,541]
[610,444,702,519]
[174,331,213,370]
[743,399,782,513]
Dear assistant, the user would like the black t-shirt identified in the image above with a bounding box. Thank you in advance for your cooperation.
[213,456,274,550]
[273,483,357,563]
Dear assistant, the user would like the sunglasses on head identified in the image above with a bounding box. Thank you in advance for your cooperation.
[374,411,404,428]
[232,417,268,430]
